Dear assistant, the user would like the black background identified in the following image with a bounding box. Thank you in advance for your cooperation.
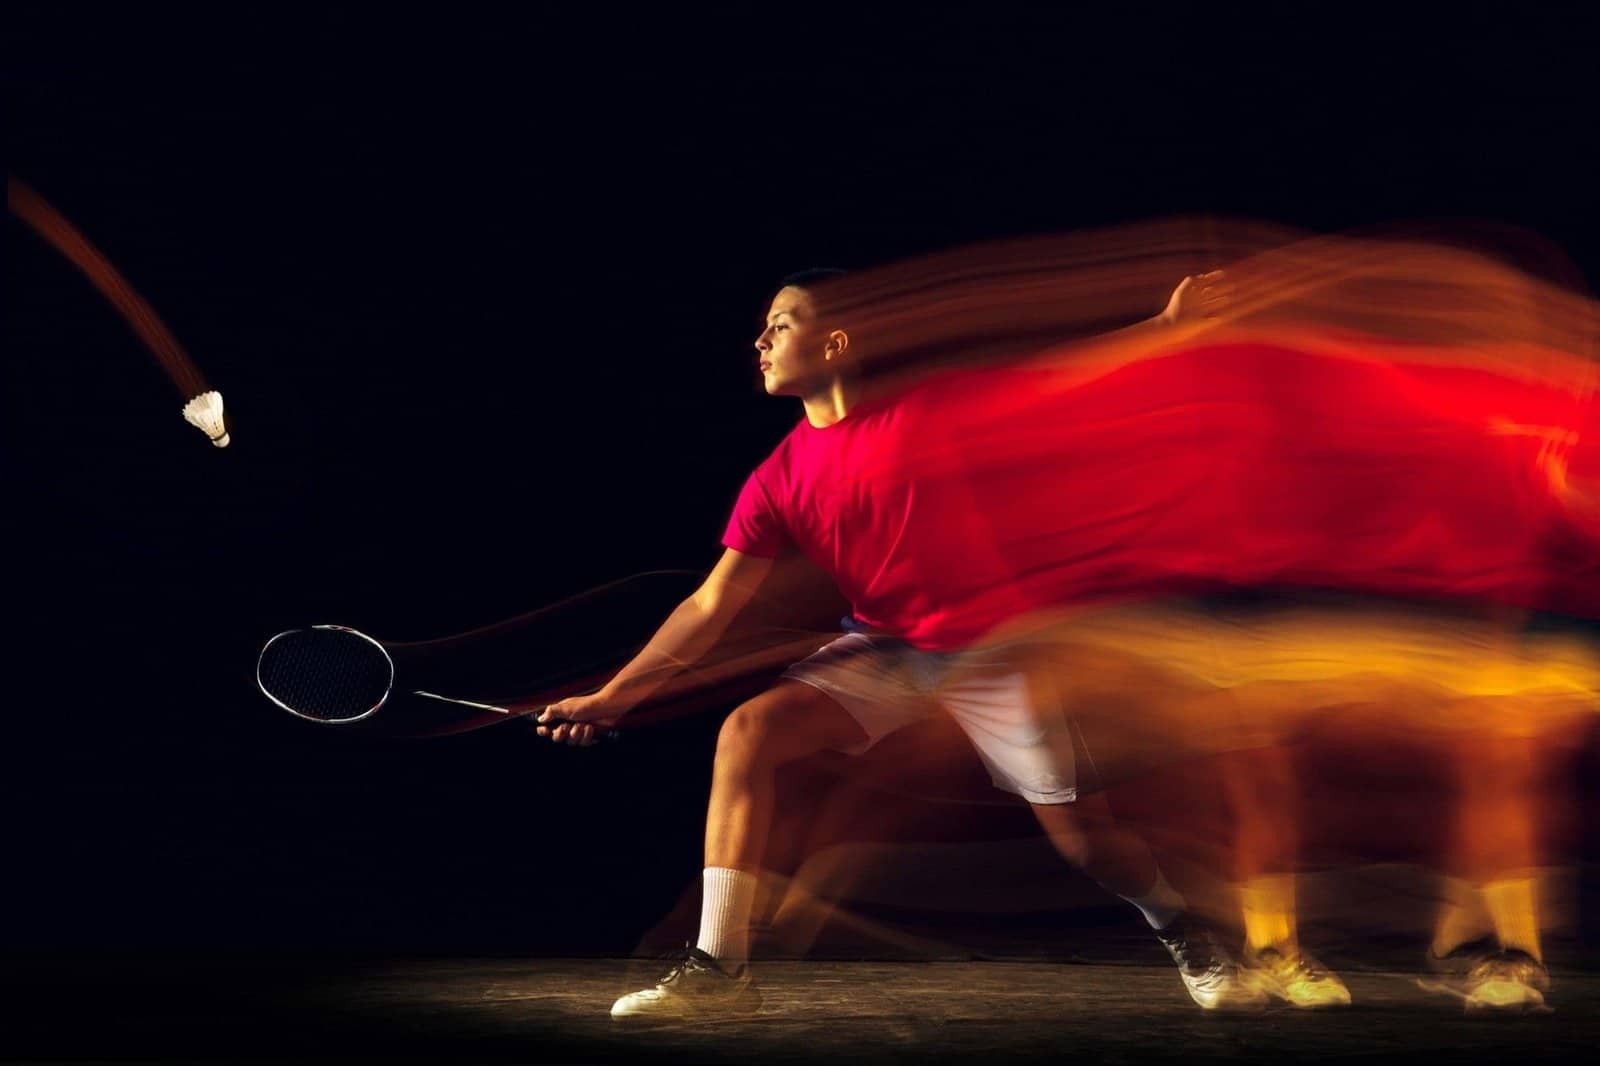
[8,6,1599,956]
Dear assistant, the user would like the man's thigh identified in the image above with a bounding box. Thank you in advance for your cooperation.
[938,657,1079,804]
[780,633,940,754]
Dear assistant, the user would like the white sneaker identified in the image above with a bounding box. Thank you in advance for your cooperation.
[611,945,762,1020]
[1419,945,1551,1013]
[1245,945,1352,1008]
[1154,917,1268,1011]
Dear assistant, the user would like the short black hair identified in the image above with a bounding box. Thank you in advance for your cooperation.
[778,267,849,290]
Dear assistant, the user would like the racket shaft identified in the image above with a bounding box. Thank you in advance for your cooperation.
[412,690,620,741]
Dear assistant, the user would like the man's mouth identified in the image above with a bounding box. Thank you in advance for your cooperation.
[759,360,773,372]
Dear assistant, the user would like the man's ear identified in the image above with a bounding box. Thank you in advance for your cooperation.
[824,329,850,361]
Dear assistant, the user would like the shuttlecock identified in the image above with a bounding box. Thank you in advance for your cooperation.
[182,390,230,447]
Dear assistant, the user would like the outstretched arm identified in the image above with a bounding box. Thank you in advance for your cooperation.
[537,547,777,744]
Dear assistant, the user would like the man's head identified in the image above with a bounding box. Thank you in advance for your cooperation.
[754,268,850,396]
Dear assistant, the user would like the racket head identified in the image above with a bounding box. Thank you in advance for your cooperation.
[257,625,395,724]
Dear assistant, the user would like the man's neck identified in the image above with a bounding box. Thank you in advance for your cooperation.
[801,375,859,428]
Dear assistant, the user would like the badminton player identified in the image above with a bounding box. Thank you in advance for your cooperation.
[538,269,1265,1018]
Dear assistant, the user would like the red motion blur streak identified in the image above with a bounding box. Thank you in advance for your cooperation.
[7,176,208,398]
[839,330,1598,647]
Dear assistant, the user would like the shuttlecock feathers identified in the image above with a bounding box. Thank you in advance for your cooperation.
[182,390,230,447]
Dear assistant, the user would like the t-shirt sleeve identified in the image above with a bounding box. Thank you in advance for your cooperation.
[721,468,789,558]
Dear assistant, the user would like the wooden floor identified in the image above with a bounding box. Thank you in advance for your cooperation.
[8,955,1598,1063]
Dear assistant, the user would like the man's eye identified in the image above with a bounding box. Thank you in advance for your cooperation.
[774,324,789,331]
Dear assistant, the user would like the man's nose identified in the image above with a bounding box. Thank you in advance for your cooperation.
[755,334,771,353]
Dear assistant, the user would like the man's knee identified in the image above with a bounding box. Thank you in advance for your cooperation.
[715,682,863,771]
[1032,800,1093,868]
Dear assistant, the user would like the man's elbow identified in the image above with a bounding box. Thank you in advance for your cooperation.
[689,584,728,618]
[690,579,754,620]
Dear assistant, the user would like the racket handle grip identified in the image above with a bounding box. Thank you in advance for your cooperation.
[531,712,621,743]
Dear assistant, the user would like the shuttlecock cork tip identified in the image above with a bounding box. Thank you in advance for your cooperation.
[183,390,230,448]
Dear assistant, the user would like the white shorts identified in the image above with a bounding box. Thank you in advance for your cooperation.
[782,632,1079,805]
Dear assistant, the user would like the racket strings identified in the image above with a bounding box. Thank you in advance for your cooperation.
[259,629,392,722]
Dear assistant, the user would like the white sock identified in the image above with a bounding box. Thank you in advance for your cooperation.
[695,867,758,968]
[1120,868,1185,931]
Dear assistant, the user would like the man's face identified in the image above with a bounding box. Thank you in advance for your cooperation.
[754,286,828,396]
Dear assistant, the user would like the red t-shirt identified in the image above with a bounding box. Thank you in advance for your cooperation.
[723,338,1596,650]
[722,377,1027,648]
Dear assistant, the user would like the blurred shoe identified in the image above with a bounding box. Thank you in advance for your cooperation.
[1245,944,1352,1008]
[1421,936,1494,981]
[1154,916,1267,1011]
[611,944,762,1020]
[1419,942,1551,1013]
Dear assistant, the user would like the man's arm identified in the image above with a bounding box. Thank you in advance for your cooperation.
[1011,270,1234,380]
[537,547,776,745]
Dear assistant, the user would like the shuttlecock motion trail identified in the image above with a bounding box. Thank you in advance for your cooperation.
[7,176,229,447]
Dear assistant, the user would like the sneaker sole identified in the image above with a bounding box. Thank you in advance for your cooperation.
[1187,985,1269,1012]
[1416,977,1553,1015]
[611,984,763,1021]
[1251,976,1352,1009]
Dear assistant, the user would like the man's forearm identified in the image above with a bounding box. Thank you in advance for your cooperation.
[597,594,739,712]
